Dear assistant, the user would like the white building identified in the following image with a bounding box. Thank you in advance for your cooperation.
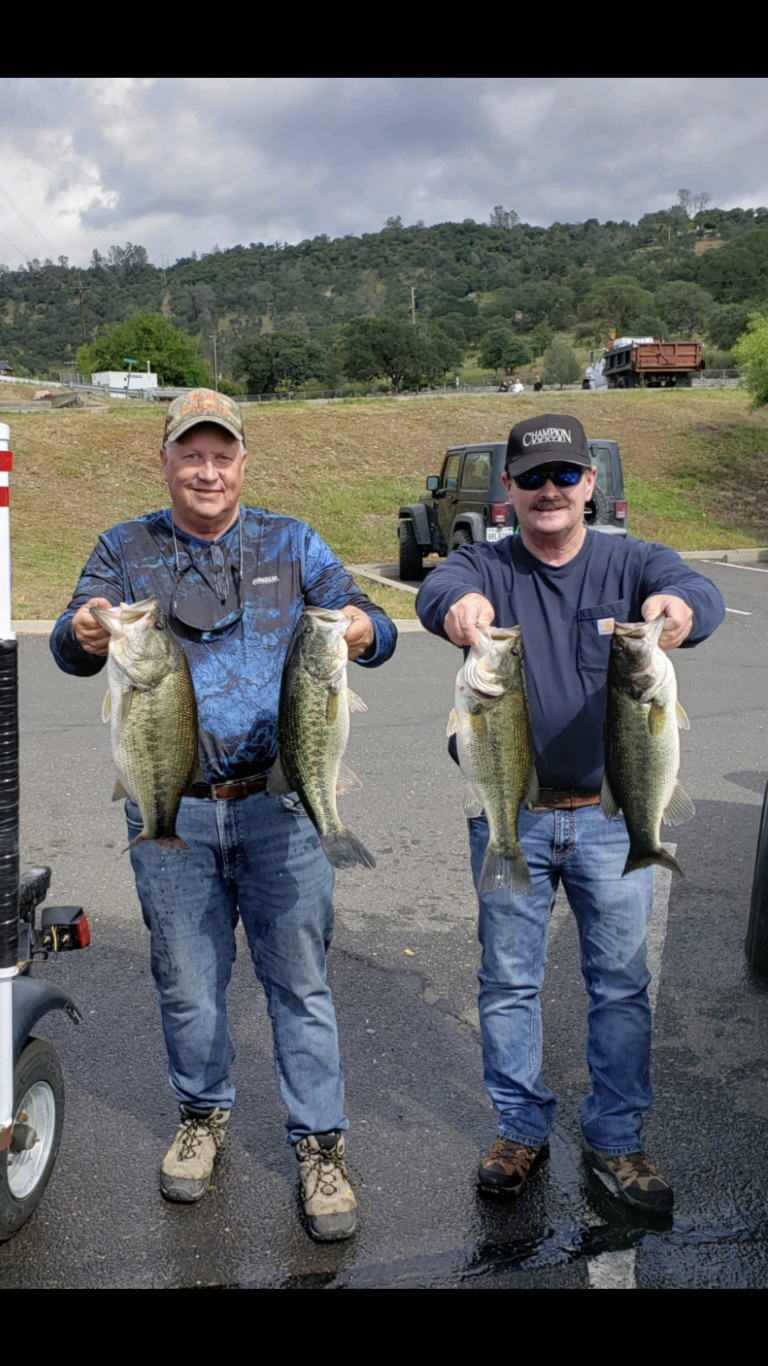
[92,369,159,398]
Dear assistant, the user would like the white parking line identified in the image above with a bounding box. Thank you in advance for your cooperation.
[725,609,752,616]
[589,1249,637,1289]
[587,844,676,1290]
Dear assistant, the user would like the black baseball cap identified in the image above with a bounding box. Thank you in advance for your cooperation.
[505,414,591,477]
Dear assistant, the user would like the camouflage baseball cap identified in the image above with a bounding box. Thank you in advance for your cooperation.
[163,388,245,444]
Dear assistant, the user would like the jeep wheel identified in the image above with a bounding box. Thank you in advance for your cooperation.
[398,519,424,581]
[449,528,473,554]
[584,484,610,526]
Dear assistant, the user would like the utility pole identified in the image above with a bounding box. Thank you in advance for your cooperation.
[210,334,219,390]
[78,285,86,344]
[410,286,417,327]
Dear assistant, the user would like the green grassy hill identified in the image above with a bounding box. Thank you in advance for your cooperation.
[4,388,767,620]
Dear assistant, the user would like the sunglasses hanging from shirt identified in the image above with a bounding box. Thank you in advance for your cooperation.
[169,513,244,634]
[512,465,585,491]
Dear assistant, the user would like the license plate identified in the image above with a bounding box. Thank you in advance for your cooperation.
[486,526,517,541]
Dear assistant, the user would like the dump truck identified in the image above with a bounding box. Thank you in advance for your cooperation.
[583,338,705,390]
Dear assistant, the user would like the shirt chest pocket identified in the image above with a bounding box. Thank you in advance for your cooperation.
[577,599,629,673]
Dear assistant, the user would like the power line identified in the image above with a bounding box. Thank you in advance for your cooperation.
[0,181,58,259]
[0,225,29,264]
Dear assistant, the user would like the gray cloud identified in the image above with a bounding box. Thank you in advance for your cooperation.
[1,77,767,266]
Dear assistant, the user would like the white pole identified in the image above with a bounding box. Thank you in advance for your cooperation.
[0,423,12,640]
[0,421,16,1150]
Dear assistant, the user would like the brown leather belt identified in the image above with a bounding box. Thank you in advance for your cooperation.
[182,774,270,801]
[529,789,601,812]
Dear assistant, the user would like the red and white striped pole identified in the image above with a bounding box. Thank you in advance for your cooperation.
[0,422,18,1153]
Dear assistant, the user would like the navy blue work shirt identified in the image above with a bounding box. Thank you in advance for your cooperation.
[415,529,725,790]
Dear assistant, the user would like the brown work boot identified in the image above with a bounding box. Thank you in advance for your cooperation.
[585,1147,673,1212]
[295,1132,357,1242]
[477,1136,549,1196]
[160,1106,229,1204]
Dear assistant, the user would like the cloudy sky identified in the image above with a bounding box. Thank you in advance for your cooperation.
[1,77,766,268]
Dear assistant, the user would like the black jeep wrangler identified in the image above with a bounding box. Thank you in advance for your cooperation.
[397,439,627,580]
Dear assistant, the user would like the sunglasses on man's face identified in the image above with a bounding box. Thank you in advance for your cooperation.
[511,464,585,491]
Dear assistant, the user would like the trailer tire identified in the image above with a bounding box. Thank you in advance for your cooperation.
[616,377,628,389]
[747,777,768,979]
[0,1039,64,1242]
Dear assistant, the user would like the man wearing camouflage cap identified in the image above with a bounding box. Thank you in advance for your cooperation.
[51,389,397,1242]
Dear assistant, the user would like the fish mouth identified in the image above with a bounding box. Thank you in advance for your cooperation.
[90,596,158,637]
[304,608,352,634]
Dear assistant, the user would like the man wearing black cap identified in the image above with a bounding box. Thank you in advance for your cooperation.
[51,389,397,1242]
[416,413,724,1212]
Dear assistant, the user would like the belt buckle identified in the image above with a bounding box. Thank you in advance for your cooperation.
[210,782,221,801]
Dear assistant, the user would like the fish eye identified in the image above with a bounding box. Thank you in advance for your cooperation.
[155,609,167,630]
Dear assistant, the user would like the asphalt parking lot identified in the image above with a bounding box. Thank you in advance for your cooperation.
[2,554,768,1288]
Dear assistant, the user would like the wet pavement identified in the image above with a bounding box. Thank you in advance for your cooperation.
[2,556,768,1288]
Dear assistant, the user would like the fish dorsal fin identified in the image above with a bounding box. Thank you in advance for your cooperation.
[326,690,339,724]
[266,754,292,796]
[336,761,362,796]
[601,773,621,821]
[446,707,459,737]
[524,766,540,810]
[119,689,134,724]
[111,777,130,802]
[663,781,695,827]
[102,690,111,723]
[463,784,485,819]
[347,689,368,714]
[676,700,690,731]
[647,700,667,735]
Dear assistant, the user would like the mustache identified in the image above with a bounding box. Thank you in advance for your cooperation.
[531,498,569,510]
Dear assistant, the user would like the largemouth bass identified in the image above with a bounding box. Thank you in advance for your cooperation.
[448,626,538,895]
[602,616,694,878]
[268,607,376,870]
[90,597,200,849]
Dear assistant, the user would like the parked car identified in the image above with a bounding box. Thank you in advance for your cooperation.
[397,439,627,580]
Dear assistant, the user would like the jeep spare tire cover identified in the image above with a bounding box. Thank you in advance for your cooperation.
[584,484,609,525]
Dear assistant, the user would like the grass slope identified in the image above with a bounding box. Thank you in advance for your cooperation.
[3,388,768,620]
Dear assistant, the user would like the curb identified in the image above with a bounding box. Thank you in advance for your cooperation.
[678,548,768,565]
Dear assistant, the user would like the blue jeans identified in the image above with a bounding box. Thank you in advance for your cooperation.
[469,805,654,1156]
[126,790,345,1144]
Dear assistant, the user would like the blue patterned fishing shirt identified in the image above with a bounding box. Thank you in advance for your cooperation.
[51,505,398,783]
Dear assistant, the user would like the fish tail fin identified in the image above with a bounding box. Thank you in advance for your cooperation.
[623,847,684,878]
[320,829,376,870]
[123,833,188,853]
[479,844,532,896]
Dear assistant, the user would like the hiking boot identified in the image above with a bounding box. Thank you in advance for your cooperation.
[295,1132,357,1242]
[585,1147,673,1212]
[477,1137,549,1196]
[160,1106,229,1204]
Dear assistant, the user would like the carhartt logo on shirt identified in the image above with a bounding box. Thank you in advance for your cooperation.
[597,618,615,636]
[252,575,279,585]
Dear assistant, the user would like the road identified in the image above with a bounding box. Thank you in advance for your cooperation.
[1,556,768,1288]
